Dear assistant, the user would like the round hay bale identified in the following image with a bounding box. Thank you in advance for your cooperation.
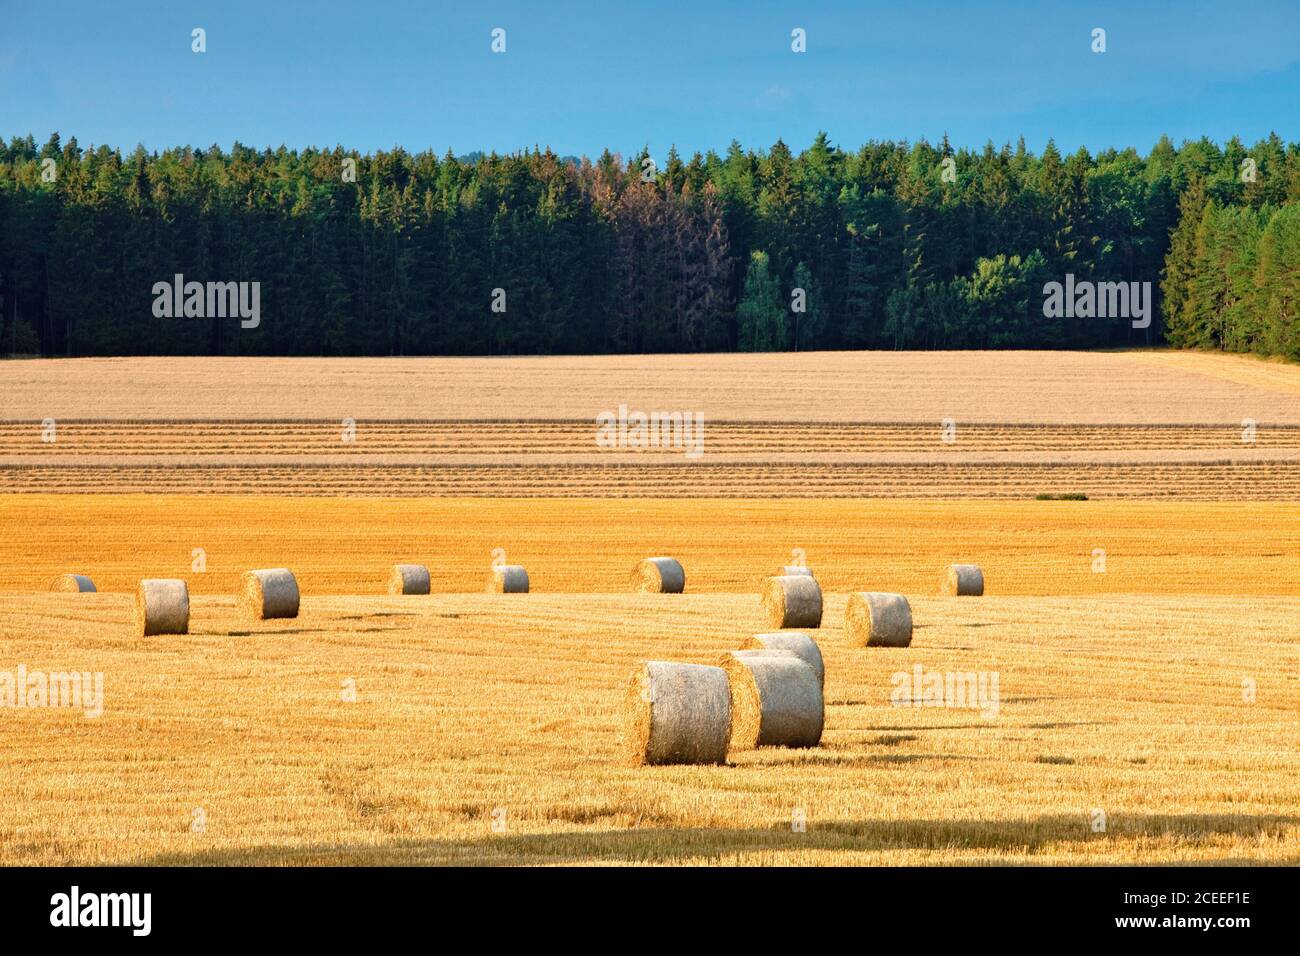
[49,573,96,593]
[719,653,823,750]
[844,592,913,647]
[134,579,189,636]
[943,564,985,596]
[780,565,814,578]
[240,568,300,620]
[488,565,529,593]
[632,556,685,593]
[760,574,823,629]
[623,661,731,766]
[740,632,825,688]
[388,563,431,595]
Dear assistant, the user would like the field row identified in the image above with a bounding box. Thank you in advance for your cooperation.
[4,460,1300,498]
[0,591,1295,865]
[5,351,1300,423]
[3,495,1297,596]
[3,420,1297,455]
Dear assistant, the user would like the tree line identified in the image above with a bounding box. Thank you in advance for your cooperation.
[1,131,1298,357]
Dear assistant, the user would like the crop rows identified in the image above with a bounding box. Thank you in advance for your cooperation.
[4,459,1300,498]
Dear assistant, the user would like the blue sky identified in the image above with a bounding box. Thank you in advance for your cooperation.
[2,1,1297,159]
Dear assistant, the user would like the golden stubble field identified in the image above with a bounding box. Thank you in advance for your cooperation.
[0,496,1297,865]
[2,496,1299,597]
[0,349,1297,866]
[0,586,1296,865]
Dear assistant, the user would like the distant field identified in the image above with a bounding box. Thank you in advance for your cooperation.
[3,350,1300,423]
[1,590,1294,865]
[3,350,1300,497]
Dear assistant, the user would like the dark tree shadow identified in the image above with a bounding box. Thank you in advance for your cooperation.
[129,812,1300,867]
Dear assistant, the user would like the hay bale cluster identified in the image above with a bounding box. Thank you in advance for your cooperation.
[624,632,828,765]
[240,568,300,620]
[85,547,998,774]
[617,556,989,764]
[632,556,685,594]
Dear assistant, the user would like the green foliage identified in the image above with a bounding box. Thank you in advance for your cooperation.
[790,261,826,350]
[885,250,1048,349]
[1163,196,1298,358]
[1,132,1298,356]
[1255,204,1300,359]
[736,250,786,351]
[1161,178,1208,347]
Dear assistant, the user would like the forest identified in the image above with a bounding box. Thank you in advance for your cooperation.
[1,131,1297,357]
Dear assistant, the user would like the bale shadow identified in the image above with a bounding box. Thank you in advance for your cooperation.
[740,751,967,769]
[1001,697,1060,704]
[336,613,420,620]
[870,733,919,746]
[861,723,996,731]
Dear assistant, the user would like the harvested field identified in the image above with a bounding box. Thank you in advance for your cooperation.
[4,420,1299,456]
[4,351,1298,499]
[0,590,1294,865]
[4,459,1300,498]
[1,496,1297,597]
[2,349,1297,867]
[3,351,1300,424]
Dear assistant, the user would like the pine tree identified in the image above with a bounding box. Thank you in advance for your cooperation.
[790,261,826,350]
[736,250,786,350]
[1187,200,1225,348]
[1221,206,1267,353]
[1256,204,1300,359]
[1160,178,1208,346]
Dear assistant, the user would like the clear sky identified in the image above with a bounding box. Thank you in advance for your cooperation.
[3,0,1297,160]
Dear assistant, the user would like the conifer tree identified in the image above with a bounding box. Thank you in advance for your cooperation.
[736,250,786,351]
